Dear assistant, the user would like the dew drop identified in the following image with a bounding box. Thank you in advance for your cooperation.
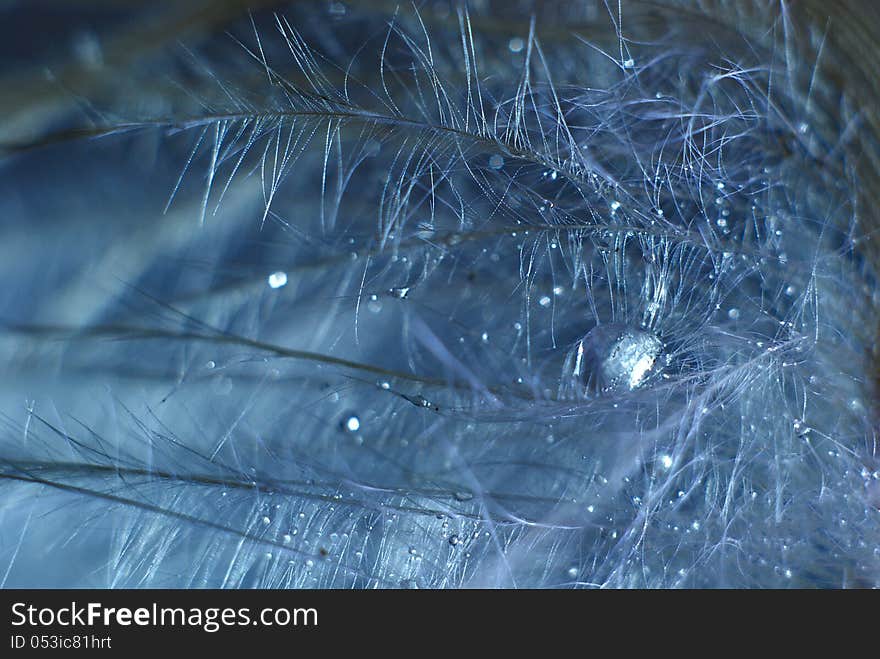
[508,37,524,53]
[488,154,504,169]
[448,534,460,546]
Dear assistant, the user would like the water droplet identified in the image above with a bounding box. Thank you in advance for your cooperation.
[728,308,740,320]
[508,37,524,53]
[341,414,361,433]
[488,154,504,169]
[262,516,271,525]
[622,58,635,68]
[267,271,288,289]
[610,200,621,212]
[390,286,410,299]
[571,324,664,393]
[567,567,578,579]
[283,534,292,543]
[659,454,673,469]
[538,295,551,307]
[448,534,460,546]
[793,419,811,436]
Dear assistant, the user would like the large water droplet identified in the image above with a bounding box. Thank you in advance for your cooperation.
[571,324,664,393]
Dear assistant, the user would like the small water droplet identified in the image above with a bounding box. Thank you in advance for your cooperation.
[341,414,361,433]
[412,394,432,408]
[267,271,288,289]
[448,534,460,546]
[488,154,504,169]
